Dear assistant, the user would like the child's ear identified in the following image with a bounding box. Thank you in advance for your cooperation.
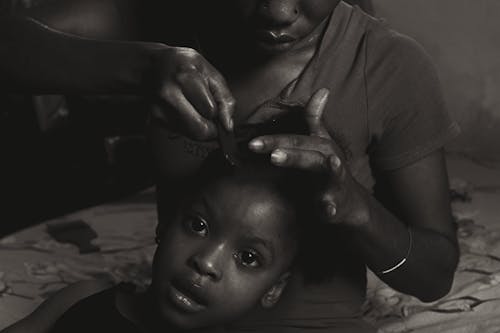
[260,272,291,308]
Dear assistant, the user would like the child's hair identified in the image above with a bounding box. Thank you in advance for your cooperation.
[175,150,348,284]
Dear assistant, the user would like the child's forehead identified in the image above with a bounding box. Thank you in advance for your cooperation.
[196,178,296,232]
[211,175,289,206]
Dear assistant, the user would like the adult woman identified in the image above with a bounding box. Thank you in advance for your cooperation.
[0,1,458,331]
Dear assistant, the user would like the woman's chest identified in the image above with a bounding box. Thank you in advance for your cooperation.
[224,46,315,123]
[228,66,301,123]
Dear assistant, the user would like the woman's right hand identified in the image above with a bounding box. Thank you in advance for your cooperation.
[149,46,235,141]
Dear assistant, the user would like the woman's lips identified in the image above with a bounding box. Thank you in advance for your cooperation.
[256,30,297,45]
[168,280,208,314]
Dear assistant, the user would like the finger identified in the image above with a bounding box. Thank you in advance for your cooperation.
[160,87,217,140]
[178,73,217,119]
[319,197,339,220]
[206,68,236,131]
[327,154,346,182]
[318,179,343,222]
[270,148,329,172]
[305,88,330,138]
[248,135,333,154]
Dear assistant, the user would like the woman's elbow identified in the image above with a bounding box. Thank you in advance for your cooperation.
[417,250,459,303]
[417,278,453,303]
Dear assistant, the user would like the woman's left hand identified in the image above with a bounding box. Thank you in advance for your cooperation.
[248,88,369,227]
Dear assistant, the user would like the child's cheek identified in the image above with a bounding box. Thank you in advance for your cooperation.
[222,271,275,306]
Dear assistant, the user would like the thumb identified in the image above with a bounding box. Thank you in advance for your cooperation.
[305,88,330,138]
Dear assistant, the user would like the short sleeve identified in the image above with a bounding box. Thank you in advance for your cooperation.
[365,28,460,170]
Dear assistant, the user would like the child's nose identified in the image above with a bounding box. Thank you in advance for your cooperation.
[188,246,224,281]
[259,0,300,26]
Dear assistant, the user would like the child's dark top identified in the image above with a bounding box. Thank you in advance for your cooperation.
[49,284,227,333]
[49,284,138,333]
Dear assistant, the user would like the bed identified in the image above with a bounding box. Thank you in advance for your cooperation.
[1,156,499,332]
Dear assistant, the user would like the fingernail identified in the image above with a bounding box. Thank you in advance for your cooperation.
[328,203,337,217]
[249,139,264,151]
[271,150,287,164]
[330,155,342,170]
[227,118,234,131]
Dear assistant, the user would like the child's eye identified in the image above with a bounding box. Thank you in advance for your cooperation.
[185,215,209,237]
[235,250,261,268]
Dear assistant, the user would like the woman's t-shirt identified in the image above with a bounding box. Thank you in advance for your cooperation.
[149,2,458,331]
[261,2,460,190]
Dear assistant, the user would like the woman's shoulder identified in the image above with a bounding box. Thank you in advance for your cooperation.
[361,19,456,171]
[363,17,435,76]
[361,16,442,113]
[312,4,432,93]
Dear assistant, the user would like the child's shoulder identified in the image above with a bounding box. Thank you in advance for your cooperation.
[47,279,115,307]
[1,279,113,333]
[37,279,114,323]
[48,281,141,333]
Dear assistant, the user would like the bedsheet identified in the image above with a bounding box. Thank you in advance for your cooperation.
[0,189,157,329]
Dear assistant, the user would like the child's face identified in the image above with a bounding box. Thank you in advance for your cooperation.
[151,177,298,329]
[221,0,340,53]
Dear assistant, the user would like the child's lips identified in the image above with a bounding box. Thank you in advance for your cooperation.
[168,279,209,313]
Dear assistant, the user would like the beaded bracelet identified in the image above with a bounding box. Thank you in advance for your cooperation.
[379,226,413,275]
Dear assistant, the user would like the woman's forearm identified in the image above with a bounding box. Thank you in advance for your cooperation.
[351,183,459,302]
[0,15,161,95]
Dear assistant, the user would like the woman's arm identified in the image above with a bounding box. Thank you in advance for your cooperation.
[0,13,157,95]
[0,4,235,139]
[14,0,136,40]
[347,149,458,302]
[1,280,112,333]
[248,89,458,302]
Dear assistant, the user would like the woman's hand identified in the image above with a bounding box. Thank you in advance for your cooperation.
[248,88,370,227]
[150,46,235,141]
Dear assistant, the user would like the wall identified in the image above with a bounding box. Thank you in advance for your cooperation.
[372,0,500,164]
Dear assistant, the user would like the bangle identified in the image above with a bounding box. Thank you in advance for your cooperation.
[379,226,413,275]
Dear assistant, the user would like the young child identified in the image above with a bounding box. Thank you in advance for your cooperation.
[1,152,325,333]
[0,1,459,332]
